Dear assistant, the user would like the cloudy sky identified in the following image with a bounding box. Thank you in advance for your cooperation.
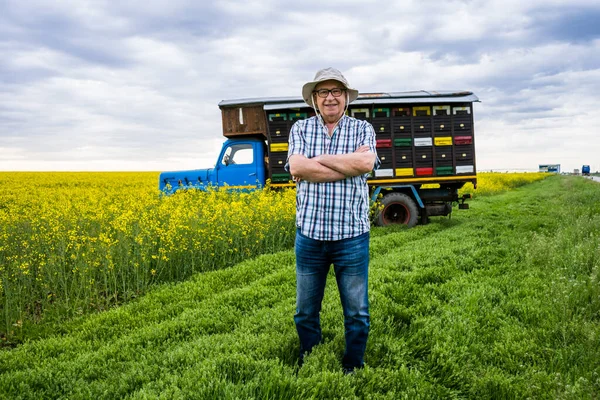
[1,0,599,173]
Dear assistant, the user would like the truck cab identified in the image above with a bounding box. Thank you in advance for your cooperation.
[582,165,591,176]
[159,138,267,193]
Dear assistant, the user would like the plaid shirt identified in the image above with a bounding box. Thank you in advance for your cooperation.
[286,115,380,241]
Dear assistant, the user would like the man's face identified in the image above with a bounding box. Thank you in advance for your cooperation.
[314,80,347,124]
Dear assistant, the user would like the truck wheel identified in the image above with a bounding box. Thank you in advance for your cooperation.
[377,192,419,227]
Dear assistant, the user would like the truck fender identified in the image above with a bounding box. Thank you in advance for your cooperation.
[371,185,424,208]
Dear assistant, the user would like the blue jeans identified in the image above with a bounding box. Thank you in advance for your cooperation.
[294,229,370,369]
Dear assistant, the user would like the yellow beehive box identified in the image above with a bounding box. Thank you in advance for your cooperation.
[351,108,370,118]
[413,106,431,116]
[270,143,288,152]
[434,137,453,146]
[395,168,414,176]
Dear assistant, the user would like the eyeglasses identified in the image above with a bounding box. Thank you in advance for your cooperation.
[313,88,346,98]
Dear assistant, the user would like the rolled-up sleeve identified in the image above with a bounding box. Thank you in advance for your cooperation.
[285,120,306,172]
[360,121,380,170]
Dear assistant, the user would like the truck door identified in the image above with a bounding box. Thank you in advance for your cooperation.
[216,142,264,187]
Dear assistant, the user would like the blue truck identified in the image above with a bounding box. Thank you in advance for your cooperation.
[582,165,591,176]
[159,91,479,227]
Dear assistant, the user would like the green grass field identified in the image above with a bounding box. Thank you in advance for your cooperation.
[1,175,599,399]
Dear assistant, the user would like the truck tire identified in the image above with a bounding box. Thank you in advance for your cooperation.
[377,192,419,227]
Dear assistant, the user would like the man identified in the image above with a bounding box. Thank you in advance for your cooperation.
[286,67,379,374]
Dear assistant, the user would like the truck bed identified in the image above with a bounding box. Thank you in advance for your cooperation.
[219,91,479,188]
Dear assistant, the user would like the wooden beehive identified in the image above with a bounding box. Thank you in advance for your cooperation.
[221,105,268,138]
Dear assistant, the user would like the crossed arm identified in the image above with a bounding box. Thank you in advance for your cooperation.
[288,145,377,183]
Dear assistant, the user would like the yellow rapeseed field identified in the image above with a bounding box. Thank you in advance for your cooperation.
[0,171,548,341]
[459,172,548,197]
[0,172,296,340]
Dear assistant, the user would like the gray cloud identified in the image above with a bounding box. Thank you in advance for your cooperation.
[530,7,600,43]
[1,0,599,173]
